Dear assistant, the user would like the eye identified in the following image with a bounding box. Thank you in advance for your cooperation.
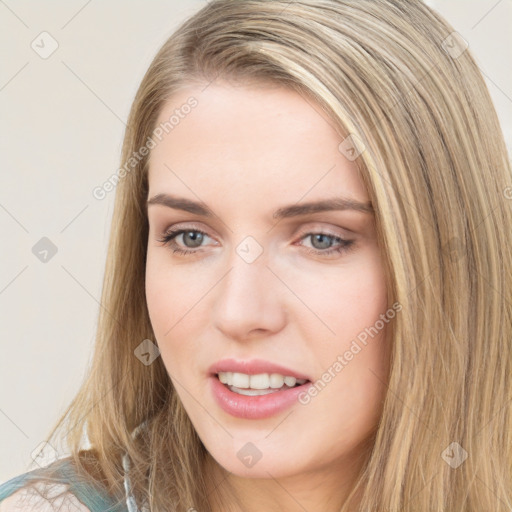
[156,228,214,256]
[297,232,355,257]
[156,227,355,258]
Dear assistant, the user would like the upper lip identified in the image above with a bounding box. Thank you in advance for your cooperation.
[208,358,312,381]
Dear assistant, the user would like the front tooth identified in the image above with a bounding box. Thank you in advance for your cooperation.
[232,372,250,388]
[218,372,306,389]
[249,373,270,389]
[269,373,285,388]
[284,376,297,387]
[218,372,233,385]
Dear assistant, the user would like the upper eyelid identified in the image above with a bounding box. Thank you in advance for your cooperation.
[161,225,350,247]
[161,230,349,258]
[158,220,352,238]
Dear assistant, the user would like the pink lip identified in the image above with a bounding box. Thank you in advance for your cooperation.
[210,375,312,420]
[207,358,313,420]
[208,358,312,381]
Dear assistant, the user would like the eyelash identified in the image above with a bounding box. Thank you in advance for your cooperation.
[156,228,355,257]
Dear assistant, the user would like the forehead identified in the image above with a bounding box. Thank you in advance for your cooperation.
[147,81,369,211]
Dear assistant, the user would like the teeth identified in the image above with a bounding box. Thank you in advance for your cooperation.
[217,371,307,389]
[269,373,285,388]
[229,386,281,396]
[218,372,230,384]
[232,372,249,388]
[249,373,270,389]
[284,376,296,387]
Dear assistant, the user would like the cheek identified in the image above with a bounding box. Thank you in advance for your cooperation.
[340,265,388,337]
[329,254,390,406]
[305,273,390,453]
[340,242,387,308]
[145,258,173,339]
[296,246,388,346]
[145,249,200,336]
[298,245,390,395]
[145,250,191,362]
[145,250,213,377]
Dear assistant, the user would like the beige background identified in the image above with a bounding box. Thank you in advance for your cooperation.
[1,0,511,482]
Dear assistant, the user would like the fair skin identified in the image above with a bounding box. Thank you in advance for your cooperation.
[145,80,391,512]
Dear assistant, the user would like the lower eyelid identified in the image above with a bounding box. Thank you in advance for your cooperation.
[157,228,352,253]
[158,225,353,246]
[298,232,346,245]
[161,231,339,244]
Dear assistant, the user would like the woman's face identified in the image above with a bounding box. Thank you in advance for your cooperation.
[146,80,391,482]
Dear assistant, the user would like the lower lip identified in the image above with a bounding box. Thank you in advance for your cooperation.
[210,375,312,420]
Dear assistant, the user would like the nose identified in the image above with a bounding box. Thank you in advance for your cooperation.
[212,254,287,341]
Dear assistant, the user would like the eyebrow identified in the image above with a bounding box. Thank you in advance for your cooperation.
[146,193,374,219]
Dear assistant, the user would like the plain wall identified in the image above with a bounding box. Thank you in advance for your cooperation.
[1,0,511,482]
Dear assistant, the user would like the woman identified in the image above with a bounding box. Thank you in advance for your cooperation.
[1,0,511,510]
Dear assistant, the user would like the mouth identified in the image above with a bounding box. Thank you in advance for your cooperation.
[207,358,314,418]
[214,371,311,396]
[209,371,313,419]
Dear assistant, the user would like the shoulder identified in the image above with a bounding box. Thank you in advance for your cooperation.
[0,458,127,512]
[0,481,90,511]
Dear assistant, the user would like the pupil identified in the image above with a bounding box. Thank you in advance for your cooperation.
[311,234,331,250]
[184,231,203,248]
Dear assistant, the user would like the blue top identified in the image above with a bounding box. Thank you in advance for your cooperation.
[0,458,129,511]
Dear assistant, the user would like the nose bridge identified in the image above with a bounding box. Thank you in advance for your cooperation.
[212,246,286,339]
[220,231,271,298]
[226,250,268,300]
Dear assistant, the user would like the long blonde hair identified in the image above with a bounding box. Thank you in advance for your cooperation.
[40,1,512,510]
